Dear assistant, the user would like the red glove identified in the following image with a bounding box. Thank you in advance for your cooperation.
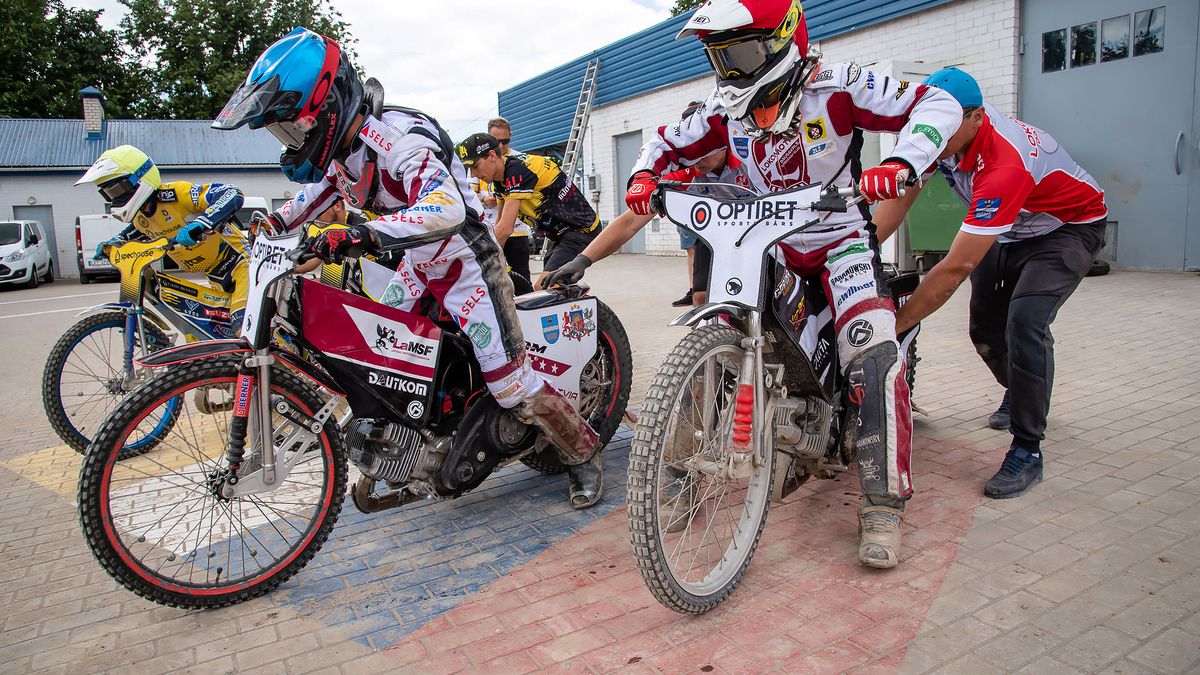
[625,171,659,215]
[858,161,911,203]
[661,166,698,185]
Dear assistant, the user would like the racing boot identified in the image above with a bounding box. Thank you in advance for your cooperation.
[858,504,904,569]
[520,385,599,466]
[567,453,603,509]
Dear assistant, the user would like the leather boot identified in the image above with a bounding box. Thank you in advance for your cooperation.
[566,452,603,509]
[858,505,904,569]
[520,385,599,465]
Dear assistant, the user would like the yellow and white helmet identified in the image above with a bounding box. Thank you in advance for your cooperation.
[75,145,161,223]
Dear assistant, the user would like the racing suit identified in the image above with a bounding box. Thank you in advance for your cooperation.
[633,63,961,507]
[113,182,247,333]
[270,109,579,425]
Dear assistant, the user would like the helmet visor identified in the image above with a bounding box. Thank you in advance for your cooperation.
[703,35,786,80]
[212,74,301,131]
[98,177,135,206]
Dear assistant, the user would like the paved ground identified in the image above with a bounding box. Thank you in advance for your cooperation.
[0,257,1198,673]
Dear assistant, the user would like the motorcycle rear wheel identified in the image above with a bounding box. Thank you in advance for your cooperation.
[628,324,774,614]
[78,358,347,609]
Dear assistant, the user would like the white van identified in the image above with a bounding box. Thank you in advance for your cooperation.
[236,197,270,228]
[0,220,54,288]
[76,214,126,284]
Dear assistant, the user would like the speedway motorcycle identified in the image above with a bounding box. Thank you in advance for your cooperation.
[77,227,630,608]
[627,181,919,614]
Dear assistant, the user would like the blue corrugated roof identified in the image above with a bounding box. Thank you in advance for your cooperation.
[499,0,953,151]
[0,119,284,168]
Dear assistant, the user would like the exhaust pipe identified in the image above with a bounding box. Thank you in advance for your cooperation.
[350,476,416,513]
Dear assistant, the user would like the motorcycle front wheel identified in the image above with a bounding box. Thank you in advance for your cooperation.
[628,324,774,614]
[78,358,347,609]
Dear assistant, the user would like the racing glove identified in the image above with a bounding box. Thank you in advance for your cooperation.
[858,161,912,203]
[311,224,378,263]
[94,237,124,260]
[625,171,659,216]
[543,254,592,288]
[174,216,214,248]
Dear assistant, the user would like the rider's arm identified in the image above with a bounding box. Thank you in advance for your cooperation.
[630,94,729,177]
[270,178,341,232]
[493,198,520,245]
[872,181,923,243]
[192,183,244,227]
[895,167,1033,332]
[832,64,961,176]
[580,165,695,263]
[368,135,467,243]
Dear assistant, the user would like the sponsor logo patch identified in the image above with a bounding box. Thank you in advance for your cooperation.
[368,370,429,395]
[913,123,943,146]
[467,321,492,348]
[974,198,1002,221]
[894,80,910,100]
[732,136,750,159]
[805,118,827,142]
[541,314,560,344]
[837,281,876,305]
[562,304,595,342]
[847,318,875,347]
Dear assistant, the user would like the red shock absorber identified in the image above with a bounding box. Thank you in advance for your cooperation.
[731,383,754,449]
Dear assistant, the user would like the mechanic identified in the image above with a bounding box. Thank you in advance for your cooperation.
[578,0,962,568]
[76,145,248,334]
[213,27,603,508]
[456,134,601,291]
[873,67,1107,500]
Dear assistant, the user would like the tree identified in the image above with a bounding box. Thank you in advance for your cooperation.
[0,0,140,118]
[671,0,705,15]
[119,0,356,120]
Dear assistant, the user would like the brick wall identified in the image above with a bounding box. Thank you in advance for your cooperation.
[578,0,1019,255]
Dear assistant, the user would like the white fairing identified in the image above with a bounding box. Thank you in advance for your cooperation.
[241,230,303,337]
[358,257,396,302]
[517,296,598,409]
[677,0,755,38]
[661,183,824,308]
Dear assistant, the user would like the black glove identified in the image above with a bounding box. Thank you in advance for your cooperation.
[543,254,592,288]
[311,225,378,263]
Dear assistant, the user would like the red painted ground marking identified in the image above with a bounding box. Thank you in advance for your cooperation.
[386,434,1002,671]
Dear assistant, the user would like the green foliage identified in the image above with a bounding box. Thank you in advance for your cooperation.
[0,0,140,118]
[118,0,356,119]
[671,0,706,15]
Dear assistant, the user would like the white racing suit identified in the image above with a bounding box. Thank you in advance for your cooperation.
[272,109,595,460]
[633,63,962,507]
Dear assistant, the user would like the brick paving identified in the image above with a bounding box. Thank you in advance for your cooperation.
[0,258,1197,673]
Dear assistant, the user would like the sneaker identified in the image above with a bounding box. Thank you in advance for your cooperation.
[984,446,1043,499]
[988,391,1011,430]
[671,291,694,307]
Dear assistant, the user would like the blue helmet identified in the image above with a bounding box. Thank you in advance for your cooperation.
[213,27,364,183]
[924,67,984,110]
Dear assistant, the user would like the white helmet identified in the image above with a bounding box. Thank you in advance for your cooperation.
[679,0,817,138]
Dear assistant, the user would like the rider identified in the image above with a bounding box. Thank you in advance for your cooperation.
[613,0,963,568]
[76,145,248,333]
[874,67,1108,500]
[212,27,603,508]
[456,134,601,290]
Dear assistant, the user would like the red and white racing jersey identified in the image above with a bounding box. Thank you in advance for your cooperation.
[936,103,1107,242]
[633,62,962,251]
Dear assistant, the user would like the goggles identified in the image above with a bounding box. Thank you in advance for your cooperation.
[703,32,789,80]
[98,178,135,206]
[267,118,316,150]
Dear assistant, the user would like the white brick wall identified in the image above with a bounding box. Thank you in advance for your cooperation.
[577,0,1019,255]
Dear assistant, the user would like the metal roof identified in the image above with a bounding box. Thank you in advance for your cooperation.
[499,0,953,151]
[0,118,284,169]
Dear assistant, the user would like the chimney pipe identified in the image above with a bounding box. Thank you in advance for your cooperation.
[79,86,106,140]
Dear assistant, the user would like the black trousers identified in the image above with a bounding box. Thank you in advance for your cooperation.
[968,219,1106,449]
[543,228,600,271]
[503,236,531,283]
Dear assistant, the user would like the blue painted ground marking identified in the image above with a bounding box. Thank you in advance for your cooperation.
[269,427,633,648]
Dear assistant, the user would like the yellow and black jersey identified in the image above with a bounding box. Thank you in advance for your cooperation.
[127,181,246,274]
[495,153,597,241]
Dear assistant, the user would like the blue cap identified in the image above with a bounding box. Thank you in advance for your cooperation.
[924,67,983,109]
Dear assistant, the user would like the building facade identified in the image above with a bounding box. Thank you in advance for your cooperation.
[500,0,1200,270]
[0,90,295,279]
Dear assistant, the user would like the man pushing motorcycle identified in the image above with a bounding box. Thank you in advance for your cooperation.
[212,27,605,508]
[555,0,962,567]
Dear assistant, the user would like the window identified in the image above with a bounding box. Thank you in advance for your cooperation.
[1042,29,1067,72]
[1101,15,1130,62]
[1070,22,1098,68]
[1133,6,1165,56]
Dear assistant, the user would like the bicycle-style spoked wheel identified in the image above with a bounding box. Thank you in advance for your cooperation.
[42,311,177,455]
[78,358,347,609]
[629,324,775,614]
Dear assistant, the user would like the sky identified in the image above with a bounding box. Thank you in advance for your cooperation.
[68,0,676,139]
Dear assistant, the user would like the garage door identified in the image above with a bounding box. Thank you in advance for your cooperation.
[1019,0,1200,270]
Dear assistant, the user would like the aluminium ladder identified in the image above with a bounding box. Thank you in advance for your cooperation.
[561,58,600,188]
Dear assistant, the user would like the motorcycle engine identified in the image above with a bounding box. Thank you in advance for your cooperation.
[345,418,450,484]
[773,395,833,459]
